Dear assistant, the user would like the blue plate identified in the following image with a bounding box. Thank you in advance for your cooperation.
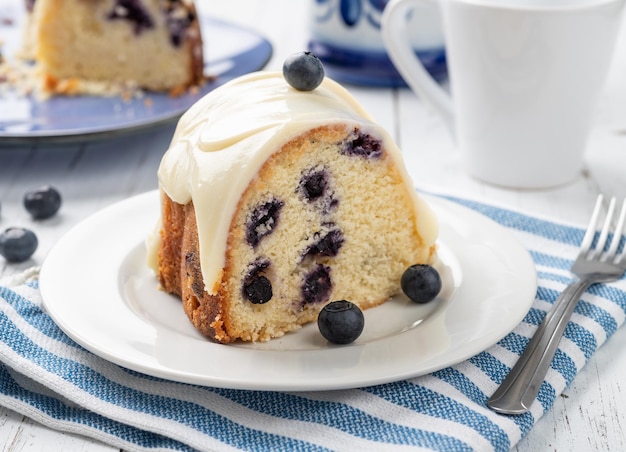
[0,3,272,141]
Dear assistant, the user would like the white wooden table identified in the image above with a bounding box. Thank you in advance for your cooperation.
[1,1,626,450]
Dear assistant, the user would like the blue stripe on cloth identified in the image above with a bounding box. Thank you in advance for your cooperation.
[364,381,509,451]
[0,286,78,348]
[497,332,530,357]
[535,286,619,331]
[432,365,533,444]
[443,196,586,246]
[210,387,469,451]
[469,353,535,434]
[536,270,572,283]
[432,367,487,406]
[478,346,556,414]
[0,362,192,451]
[498,331,578,379]
[561,321,597,362]
[530,251,574,272]
[469,353,511,387]
[524,284,618,349]
[535,378,557,413]
[0,296,328,452]
[523,306,549,326]
[517,287,614,358]
[496,332,575,412]
[551,348,580,386]
[589,284,626,315]
[572,302,615,344]
[443,198,626,292]
[535,286,558,305]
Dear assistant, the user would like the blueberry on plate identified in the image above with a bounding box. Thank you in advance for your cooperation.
[0,227,38,263]
[24,185,62,220]
[401,264,442,304]
[317,300,364,344]
[283,51,325,91]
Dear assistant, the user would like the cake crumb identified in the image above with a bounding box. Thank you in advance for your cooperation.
[168,84,186,98]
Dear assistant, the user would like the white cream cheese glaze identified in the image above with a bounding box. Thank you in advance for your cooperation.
[148,71,438,295]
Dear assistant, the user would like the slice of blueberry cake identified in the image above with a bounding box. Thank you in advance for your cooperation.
[147,58,438,343]
[26,0,203,95]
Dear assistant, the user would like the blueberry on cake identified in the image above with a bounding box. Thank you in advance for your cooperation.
[147,56,438,343]
[25,0,203,95]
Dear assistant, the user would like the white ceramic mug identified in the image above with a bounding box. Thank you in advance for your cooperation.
[382,0,625,188]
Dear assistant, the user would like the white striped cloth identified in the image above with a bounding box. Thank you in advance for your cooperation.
[0,195,624,452]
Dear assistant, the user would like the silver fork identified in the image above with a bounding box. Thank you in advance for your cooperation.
[488,194,626,415]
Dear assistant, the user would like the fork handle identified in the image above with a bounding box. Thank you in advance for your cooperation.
[487,278,591,414]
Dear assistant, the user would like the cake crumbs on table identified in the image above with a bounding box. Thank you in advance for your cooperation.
[1,55,207,102]
[0,57,150,101]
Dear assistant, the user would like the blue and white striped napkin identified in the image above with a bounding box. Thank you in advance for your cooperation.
[0,195,624,452]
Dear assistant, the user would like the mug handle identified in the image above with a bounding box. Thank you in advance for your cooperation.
[381,0,454,135]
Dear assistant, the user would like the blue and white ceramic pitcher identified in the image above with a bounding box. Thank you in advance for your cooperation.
[308,0,446,87]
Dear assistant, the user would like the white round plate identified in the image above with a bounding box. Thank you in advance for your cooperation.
[39,191,537,391]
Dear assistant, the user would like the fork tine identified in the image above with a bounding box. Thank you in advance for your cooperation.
[607,198,626,262]
[591,196,617,259]
[580,195,604,257]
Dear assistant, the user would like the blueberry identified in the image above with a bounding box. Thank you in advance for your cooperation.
[297,167,338,213]
[165,7,195,47]
[401,264,442,304]
[246,199,284,247]
[304,227,344,258]
[242,258,273,304]
[23,185,62,220]
[108,0,154,34]
[283,51,325,91]
[243,275,273,304]
[0,227,38,263]
[184,252,204,297]
[167,16,189,47]
[340,130,383,159]
[317,300,364,344]
[299,168,328,201]
[301,264,332,304]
